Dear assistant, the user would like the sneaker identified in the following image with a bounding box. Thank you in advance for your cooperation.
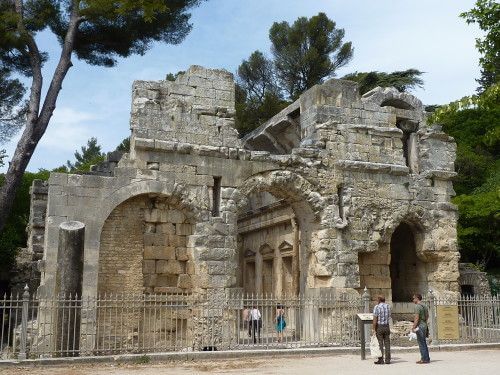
[374,359,384,365]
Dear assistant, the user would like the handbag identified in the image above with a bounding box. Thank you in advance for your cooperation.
[370,335,382,359]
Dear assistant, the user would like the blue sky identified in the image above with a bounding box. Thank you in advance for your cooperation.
[1,0,482,172]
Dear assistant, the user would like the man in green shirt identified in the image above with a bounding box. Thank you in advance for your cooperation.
[412,293,430,364]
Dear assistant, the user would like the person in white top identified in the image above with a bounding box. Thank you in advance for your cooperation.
[249,306,262,343]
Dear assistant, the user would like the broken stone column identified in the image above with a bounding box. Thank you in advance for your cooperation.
[55,221,85,356]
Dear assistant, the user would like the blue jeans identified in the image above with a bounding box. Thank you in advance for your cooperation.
[416,325,430,362]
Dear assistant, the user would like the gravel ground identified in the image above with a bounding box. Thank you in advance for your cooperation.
[1,349,499,375]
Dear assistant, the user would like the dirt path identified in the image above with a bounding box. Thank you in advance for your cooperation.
[2,349,499,375]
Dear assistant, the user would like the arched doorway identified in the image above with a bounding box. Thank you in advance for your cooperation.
[390,222,427,302]
[236,170,323,298]
[98,194,195,295]
[96,194,196,351]
[238,191,300,297]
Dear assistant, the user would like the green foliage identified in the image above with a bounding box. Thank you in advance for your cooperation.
[237,51,280,103]
[165,70,185,81]
[461,0,500,91]
[430,83,499,270]
[65,137,105,172]
[0,1,204,69]
[0,170,50,275]
[235,85,289,137]
[428,83,500,124]
[454,188,499,269]
[115,137,130,152]
[342,69,424,95]
[235,50,288,136]
[270,12,353,100]
[0,149,5,167]
[0,68,26,144]
[236,13,352,134]
[487,272,500,295]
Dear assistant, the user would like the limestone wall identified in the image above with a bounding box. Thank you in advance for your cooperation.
[36,65,459,309]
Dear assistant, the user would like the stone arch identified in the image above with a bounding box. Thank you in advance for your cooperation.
[235,170,326,219]
[235,170,325,295]
[361,86,423,111]
[95,190,200,351]
[97,193,198,296]
[358,208,429,302]
[82,180,210,298]
[98,180,207,232]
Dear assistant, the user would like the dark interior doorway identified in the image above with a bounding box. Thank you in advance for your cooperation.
[390,222,427,302]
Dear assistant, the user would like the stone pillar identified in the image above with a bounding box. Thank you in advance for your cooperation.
[274,248,282,297]
[408,133,419,173]
[291,218,300,295]
[55,221,85,356]
[255,251,263,294]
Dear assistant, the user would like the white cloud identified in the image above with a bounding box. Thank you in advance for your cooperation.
[38,107,100,152]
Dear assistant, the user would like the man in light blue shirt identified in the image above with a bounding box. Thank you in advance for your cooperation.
[372,295,391,364]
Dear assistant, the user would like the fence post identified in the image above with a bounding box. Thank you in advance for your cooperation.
[362,287,370,349]
[428,289,438,346]
[18,284,29,360]
[362,287,370,313]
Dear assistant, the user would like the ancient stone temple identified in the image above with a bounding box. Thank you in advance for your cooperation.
[30,65,459,313]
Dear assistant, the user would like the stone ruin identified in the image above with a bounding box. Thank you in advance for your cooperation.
[20,65,467,350]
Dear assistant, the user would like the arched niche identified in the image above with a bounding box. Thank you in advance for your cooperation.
[97,194,197,296]
[236,170,322,296]
[390,222,427,302]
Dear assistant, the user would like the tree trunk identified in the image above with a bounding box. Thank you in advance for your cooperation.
[0,121,43,231]
[0,5,81,233]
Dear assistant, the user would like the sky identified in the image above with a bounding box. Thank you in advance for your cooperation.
[1,0,482,173]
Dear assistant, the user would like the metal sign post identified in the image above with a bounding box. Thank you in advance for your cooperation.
[357,313,374,360]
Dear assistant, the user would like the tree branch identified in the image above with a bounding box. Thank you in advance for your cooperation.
[14,0,43,124]
[37,0,82,131]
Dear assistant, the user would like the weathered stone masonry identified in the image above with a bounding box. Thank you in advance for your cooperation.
[31,65,461,349]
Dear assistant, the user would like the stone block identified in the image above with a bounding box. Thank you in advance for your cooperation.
[144,209,161,222]
[155,140,176,151]
[143,274,157,287]
[144,246,175,260]
[157,260,184,275]
[186,260,196,275]
[207,261,228,275]
[176,223,192,236]
[155,274,178,287]
[143,260,156,274]
[156,260,168,273]
[143,233,167,246]
[162,210,185,223]
[158,223,175,234]
[176,247,189,261]
[144,223,156,233]
[177,274,193,289]
[359,251,389,265]
[168,235,179,247]
[198,247,235,261]
[362,275,391,289]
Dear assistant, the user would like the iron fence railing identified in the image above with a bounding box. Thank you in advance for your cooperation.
[1,286,499,360]
[428,294,500,344]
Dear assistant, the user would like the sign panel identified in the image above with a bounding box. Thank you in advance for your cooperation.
[357,313,374,321]
[436,305,459,340]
